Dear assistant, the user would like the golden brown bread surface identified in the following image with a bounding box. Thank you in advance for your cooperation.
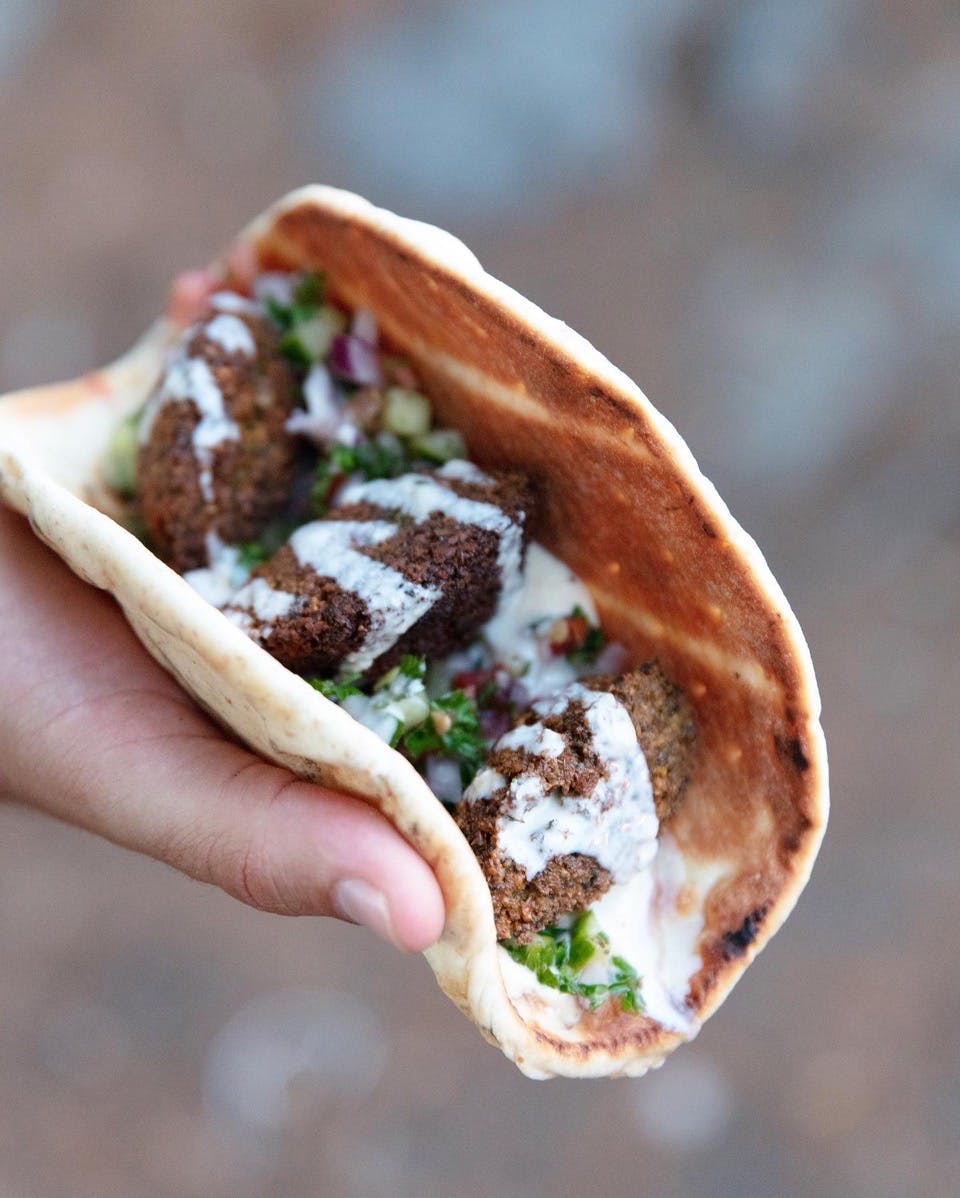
[0,187,827,1077]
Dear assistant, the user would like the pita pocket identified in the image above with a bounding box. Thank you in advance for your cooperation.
[0,186,827,1078]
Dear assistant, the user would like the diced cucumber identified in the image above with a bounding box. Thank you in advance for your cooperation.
[382,387,432,437]
[103,411,140,496]
[389,693,432,729]
[408,428,466,463]
[283,306,347,362]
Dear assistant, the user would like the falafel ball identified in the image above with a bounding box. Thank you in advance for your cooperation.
[137,298,301,572]
[586,661,696,823]
[455,664,695,943]
[223,466,532,680]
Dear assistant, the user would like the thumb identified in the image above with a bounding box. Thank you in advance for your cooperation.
[0,506,446,952]
[60,693,446,952]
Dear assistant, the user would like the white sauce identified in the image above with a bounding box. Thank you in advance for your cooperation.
[341,692,401,743]
[334,421,361,447]
[303,363,337,416]
[466,683,658,883]
[437,458,493,486]
[338,666,430,747]
[210,291,260,316]
[496,722,565,759]
[288,520,442,676]
[481,542,598,699]
[335,472,523,594]
[185,566,235,607]
[499,835,729,1036]
[138,352,240,503]
[205,313,256,358]
[183,533,249,607]
[468,765,506,797]
[225,577,299,637]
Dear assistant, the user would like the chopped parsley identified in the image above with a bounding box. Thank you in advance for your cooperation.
[263,272,326,332]
[308,675,362,703]
[308,654,486,786]
[399,687,486,782]
[262,273,344,366]
[235,519,300,571]
[311,434,413,513]
[292,272,324,309]
[379,654,427,685]
[236,540,268,571]
[565,605,606,668]
[502,911,644,1013]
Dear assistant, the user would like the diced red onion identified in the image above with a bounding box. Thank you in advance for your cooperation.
[592,640,631,675]
[451,668,492,697]
[329,334,383,386]
[350,307,379,347]
[425,756,463,803]
[507,680,530,710]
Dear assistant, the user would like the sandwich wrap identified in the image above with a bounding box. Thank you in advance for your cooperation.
[0,186,828,1079]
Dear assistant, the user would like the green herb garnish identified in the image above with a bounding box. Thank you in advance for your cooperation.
[398,654,428,681]
[103,409,142,497]
[262,273,343,366]
[263,272,326,332]
[308,675,362,703]
[311,435,413,513]
[236,540,268,571]
[373,655,485,781]
[293,272,324,308]
[373,654,427,693]
[234,518,299,571]
[502,911,644,1013]
[399,687,486,781]
[566,604,606,668]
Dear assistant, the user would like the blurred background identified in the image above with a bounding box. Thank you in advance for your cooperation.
[0,2,957,1195]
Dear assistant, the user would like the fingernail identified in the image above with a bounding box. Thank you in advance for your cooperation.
[332,879,398,947]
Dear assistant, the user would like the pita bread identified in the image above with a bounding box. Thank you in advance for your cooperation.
[0,186,827,1078]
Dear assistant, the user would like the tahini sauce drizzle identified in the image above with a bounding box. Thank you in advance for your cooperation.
[465,684,658,883]
[183,532,248,607]
[335,468,523,592]
[224,520,441,675]
[204,313,256,357]
[481,543,597,699]
[138,353,240,503]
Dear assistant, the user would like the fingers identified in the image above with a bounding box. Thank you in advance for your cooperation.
[0,507,446,951]
[166,268,219,326]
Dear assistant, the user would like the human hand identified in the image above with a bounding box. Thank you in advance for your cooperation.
[0,504,445,952]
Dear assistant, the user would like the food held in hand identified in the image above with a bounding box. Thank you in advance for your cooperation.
[0,186,828,1079]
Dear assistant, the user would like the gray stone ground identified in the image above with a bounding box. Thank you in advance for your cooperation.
[0,3,957,1195]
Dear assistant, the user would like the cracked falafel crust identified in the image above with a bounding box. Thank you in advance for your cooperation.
[223,469,532,680]
[455,663,695,942]
[137,304,301,572]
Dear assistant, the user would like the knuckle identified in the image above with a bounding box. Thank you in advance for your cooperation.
[213,774,305,916]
